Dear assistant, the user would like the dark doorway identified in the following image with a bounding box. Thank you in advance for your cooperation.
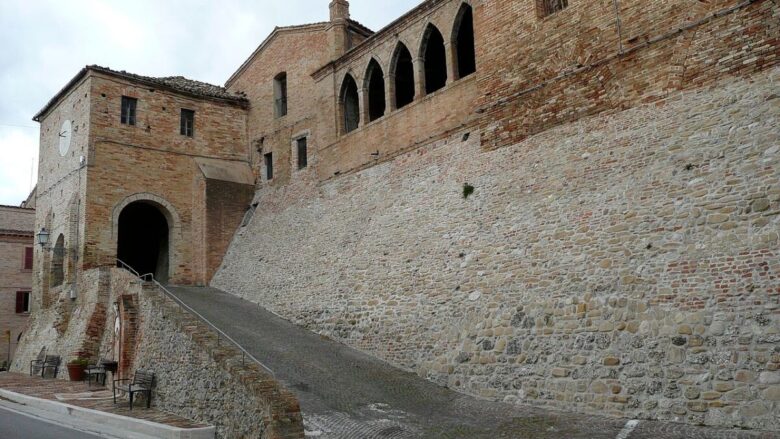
[422,25,447,95]
[366,60,386,122]
[392,43,415,109]
[117,202,169,283]
[341,74,360,134]
[454,4,476,79]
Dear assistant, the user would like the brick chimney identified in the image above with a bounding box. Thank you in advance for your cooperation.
[329,0,350,59]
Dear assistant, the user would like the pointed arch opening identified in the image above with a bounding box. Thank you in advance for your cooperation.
[391,43,415,110]
[340,74,360,134]
[365,59,386,122]
[453,3,476,79]
[421,24,447,95]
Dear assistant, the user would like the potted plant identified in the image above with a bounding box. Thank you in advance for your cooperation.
[67,357,89,381]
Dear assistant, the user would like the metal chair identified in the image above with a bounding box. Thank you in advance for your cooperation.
[113,370,155,410]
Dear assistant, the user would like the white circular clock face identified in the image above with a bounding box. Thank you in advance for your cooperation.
[58,119,72,157]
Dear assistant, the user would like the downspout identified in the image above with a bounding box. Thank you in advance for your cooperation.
[612,0,624,54]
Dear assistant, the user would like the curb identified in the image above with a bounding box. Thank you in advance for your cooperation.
[0,388,215,439]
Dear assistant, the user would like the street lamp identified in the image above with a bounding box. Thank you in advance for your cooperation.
[37,228,50,248]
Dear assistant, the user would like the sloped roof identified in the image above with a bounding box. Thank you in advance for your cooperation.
[34,65,248,121]
[225,19,374,88]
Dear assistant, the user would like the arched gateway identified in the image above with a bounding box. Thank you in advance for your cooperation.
[115,200,173,283]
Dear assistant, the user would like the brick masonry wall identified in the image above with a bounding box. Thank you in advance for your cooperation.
[81,74,249,285]
[476,0,780,149]
[205,180,255,281]
[214,68,780,430]
[33,76,91,311]
[0,206,34,365]
[227,26,332,187]
[14,267,304,439]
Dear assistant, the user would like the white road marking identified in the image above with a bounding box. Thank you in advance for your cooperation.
[616,420,640,439]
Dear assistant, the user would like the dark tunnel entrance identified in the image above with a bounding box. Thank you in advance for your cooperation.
[116,201,170,283]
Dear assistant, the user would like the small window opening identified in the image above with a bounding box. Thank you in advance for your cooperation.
[366,60,386,122]
[297,137,308,169]
[341,74,360,134]
[16,291,31,314]
[24,247,33,270]
[392,43,415,109]
[422,25,447,95]
[537,0,568,18]
[454,4,476,79]
[264,152,274,180]
[274,73,288,118]
[120,96,137,125]
[180,109,194,137]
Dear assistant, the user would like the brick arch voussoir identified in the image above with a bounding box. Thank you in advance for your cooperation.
[111,193,181,238]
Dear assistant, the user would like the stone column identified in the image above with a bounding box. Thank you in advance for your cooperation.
[358,87,368,128]
[385,74,395,113]
[413,57,426,99]
[444,41,457,85]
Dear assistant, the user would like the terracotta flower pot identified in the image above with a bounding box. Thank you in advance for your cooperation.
[67,363,86,381]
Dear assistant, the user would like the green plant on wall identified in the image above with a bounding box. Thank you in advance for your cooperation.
[463,183,475,199]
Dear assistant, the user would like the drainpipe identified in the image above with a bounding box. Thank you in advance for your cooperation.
[612,0,624,54]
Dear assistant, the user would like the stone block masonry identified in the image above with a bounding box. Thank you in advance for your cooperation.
[214,67,780,431]
[13,268,304,439]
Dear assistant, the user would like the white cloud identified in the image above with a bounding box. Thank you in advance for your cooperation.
[0,0,421,205]
[0,127,38,205]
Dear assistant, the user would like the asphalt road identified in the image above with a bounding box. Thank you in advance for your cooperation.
[167,285,774,439]
[0,404,103,439]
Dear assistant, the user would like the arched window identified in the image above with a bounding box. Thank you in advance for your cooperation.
[421,24,447,95]
[273,72,287,118]
[340,74,360,134]
[391,43,415,109]
[365,59,386,122]
[453,3,476,79]
[51,234,65,287]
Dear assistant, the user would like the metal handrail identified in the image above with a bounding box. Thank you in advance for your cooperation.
[116,259,275,377]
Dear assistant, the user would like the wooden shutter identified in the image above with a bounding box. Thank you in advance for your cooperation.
[16,292,25,313]
[24,247,33,270]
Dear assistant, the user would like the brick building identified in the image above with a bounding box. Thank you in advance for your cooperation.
[0,205,34,367]
[17,0,780,432]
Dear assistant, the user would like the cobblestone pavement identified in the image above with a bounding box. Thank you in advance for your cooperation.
[168,286,778,439]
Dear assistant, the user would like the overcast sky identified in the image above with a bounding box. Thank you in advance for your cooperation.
[0,0,420,206]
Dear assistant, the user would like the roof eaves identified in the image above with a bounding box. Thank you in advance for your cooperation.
[0,204,35,211]
[0,229,35,237]
[35,66,249,122]
[225,22,330,88]
[88,66,248,107]
[33,67,90,122]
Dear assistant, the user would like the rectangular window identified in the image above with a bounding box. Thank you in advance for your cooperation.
[180,109,195,137]
[537,0,568,18]
[15,291,31,314]
[120,96,137,125]
[274,73,288,118]
[23,247,33,270]
[297,137,308,169]
[264,152,273,180]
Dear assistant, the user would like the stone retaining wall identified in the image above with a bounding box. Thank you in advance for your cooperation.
[14,267,303,439]
[214,67,780,431]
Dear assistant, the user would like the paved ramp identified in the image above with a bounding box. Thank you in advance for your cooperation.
[166,286,769,439]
